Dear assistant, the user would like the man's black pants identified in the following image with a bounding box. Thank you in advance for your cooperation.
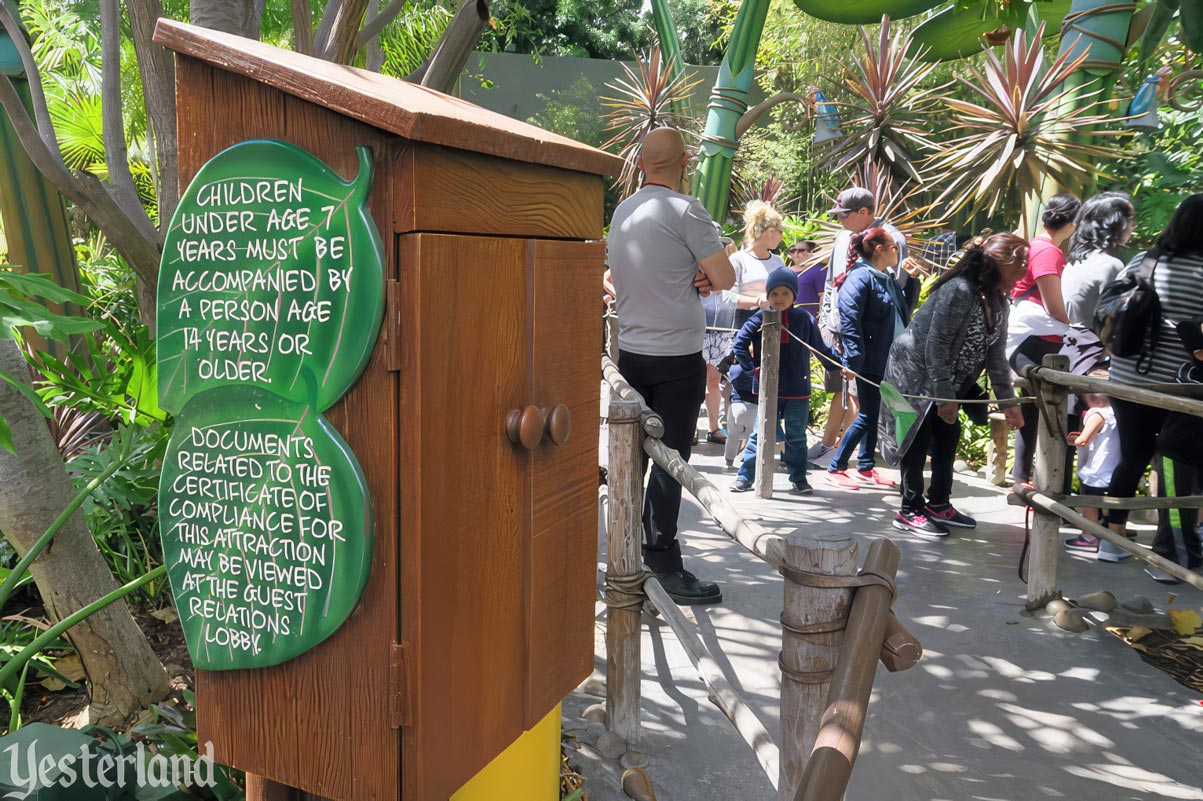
[617,350,706,574]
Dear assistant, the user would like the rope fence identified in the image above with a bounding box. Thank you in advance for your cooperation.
[600,322,922,800]
[1019,355,1203,607]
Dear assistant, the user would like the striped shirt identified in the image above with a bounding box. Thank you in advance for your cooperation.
[1110,250,1203,386]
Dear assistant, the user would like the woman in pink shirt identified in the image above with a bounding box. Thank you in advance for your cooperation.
[1008,193,1080,484]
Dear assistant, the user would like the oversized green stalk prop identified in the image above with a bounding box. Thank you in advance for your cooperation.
[0,27,84,347]
[692,0,771,220]
[649,0,692,118]
[0,565,167,695]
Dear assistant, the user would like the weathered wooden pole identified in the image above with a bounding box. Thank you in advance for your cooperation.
[1024,354,1070,610]
[246,777,331,801]
[779,530,857,801]
[606,397,645,744]
[605,300,619,359]
[795,538,901,801]
[755,308,781,499]
[986,411,1010,486]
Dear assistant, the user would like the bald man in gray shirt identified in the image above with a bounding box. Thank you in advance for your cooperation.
[607,127,735,604]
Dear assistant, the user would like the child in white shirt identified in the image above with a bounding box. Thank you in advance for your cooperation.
[1064,380,1128,561]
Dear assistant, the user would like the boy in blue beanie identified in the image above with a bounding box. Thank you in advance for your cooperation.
[730,267,840,494]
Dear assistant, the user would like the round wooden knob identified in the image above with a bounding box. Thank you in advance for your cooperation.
[506,405,545,450]
[545,404,572,446]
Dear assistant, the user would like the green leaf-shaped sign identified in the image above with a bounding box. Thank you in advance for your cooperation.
[157,140,384,414]
[160,386,373,669]
[157,140,382,670]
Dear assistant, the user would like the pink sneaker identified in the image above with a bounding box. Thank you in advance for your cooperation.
[856,468,895,488]
[826,470,861,490]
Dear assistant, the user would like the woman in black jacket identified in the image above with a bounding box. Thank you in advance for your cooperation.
[879,234,1027,537]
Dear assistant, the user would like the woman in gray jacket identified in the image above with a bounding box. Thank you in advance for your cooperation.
[879,234,1028,537]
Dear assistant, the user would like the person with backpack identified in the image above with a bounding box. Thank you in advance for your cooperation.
[826,227,906,490]
[1101,193,1203,583]
[813,188,906,466]
[1061,193,1136,328]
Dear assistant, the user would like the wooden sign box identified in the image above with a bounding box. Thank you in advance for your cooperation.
[153,20,622,801]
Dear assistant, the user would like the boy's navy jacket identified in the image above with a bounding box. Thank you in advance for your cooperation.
[838,261,905,380]
[729,306,840,404]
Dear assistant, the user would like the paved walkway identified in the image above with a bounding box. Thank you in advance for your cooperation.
[568,420,1203,801]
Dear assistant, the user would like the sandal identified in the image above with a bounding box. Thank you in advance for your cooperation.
[706,430,727,444]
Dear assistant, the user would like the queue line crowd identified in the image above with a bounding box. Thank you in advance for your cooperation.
[605,127,1203,605]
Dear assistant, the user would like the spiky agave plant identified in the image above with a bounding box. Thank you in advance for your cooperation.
[600,44,701,199]
[925,23,1127,225]
[823,15,945,191]
[804,158,946,272]
[729,173,792,215]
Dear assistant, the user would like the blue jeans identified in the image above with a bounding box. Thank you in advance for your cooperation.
[829,378,881,473]
[738,399,810,483]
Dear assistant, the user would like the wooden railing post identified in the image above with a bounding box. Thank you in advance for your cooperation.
[1025,353,1070,610]
[245,777,330,801]
[606,397,644,744]
[755,308,781,499]
[795,538,902,801]
[779,531,857,801]
[986,411,1009,486]
[605,300,619,359]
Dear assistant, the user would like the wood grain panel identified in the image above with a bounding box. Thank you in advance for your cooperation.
[179,57,400,801]
[154,20,624,178]
[526,239,604,726]
[403,234,529,801]
[406,146,604,240]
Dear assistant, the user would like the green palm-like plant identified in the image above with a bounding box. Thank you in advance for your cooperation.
[925,23,1126,222]
[804,159,945,270]
[600,44,701,199]
[825,16,945,190]
[377,2,455,78]
[730,173,789,213]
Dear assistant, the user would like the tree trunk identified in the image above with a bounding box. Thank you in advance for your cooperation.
[189,0,263,38]
[0,339,170,726]
[127,0,180,229]
[411,0,490,94]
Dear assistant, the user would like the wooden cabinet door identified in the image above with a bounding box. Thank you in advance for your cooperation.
[399,235,603,799]
[525,240,604,726]
[400,233,529,801]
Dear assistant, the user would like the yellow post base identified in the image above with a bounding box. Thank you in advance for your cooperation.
[450,705,562,801]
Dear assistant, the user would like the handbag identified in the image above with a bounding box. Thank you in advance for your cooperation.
[958,381,990,426]
[1095,253,1162,373]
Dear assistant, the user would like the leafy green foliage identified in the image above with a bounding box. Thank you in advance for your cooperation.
[377,1,454,78]
[483,0,652,60]
[69,425,170,606]
[130,690,244,800]
[1099,108,1203,249]
[527,74,608,147]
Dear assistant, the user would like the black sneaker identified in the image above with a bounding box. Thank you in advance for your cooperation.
[791,477,813,495]
[893,511,949,539]
[1064,535,1099,552]
[925,504,976,529]
[653,570,722,605]
[730,478,753,492]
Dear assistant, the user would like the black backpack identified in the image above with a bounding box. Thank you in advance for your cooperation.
[1095,252,1161,374]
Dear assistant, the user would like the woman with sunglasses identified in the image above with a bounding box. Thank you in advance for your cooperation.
[788,240,825,321]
